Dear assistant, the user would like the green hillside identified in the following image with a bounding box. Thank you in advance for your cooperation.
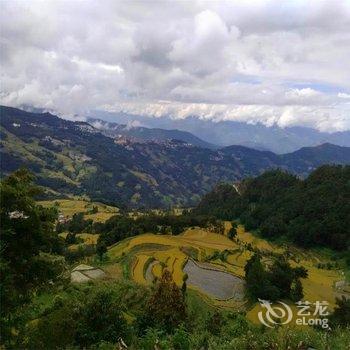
[1,168,350,349]
[195,165,350,251]
[1,106,350,209]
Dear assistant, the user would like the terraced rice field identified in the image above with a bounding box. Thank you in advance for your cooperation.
[108,228,242,292]
[39,199,118,222]
[106,223,345,322]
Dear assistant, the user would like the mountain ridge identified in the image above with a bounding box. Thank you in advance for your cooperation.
[88,118,218,149]
[1,105,349,208]
[91,110,350,153]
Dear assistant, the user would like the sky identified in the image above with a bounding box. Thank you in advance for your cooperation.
[1,0,350,132]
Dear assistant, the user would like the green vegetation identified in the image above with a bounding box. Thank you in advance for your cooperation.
[5,276,350,349]
[195,165,350,251]
[244,254,308,302]
[97,213,223,247]
[1,168,350,349]
[2,106,349,209]
[57,211,93,233]
[0,169,67,343]
[138,269,187,333]
[228,221,238,240]
[330,296,350,328]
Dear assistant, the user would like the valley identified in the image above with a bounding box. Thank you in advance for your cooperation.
[1,106,350,209]
[44,198,348,325]
[2,2,350,348]
[1,107,350,348]
[2,159,350,349]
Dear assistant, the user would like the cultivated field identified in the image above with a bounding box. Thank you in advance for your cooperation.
[39,199,119,222]
[105,223,346,322]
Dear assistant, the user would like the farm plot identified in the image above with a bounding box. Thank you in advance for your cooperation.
[39,199,118,222]
[108,228,248,296]
[106,225,345,314]
[183,259,245,300]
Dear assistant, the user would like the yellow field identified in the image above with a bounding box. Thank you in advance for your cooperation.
[52,202,345,325]
[105,222,345,324]
[152,262,163,279]
[108,228,239,286]
[39,199,118,222]
[132,255,150,285]
[293,259,341,307]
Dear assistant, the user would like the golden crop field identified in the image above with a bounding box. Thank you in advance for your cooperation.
[53,209,347,325]
[105,223,345,324]
[39,199,118,222]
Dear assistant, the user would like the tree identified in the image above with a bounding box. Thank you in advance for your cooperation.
[0,169,61,308]
[27,286,130,349]
[244,254,274,300]
[268,259,295,298]
[260,215,287,238]
[142,270,186,332]
[68,212,92,233]
[244,254,307,302]
[294,266,308,279]
[329,296,350,327]
[172,225,183,235]
[228,226,237,240]
[96,241,107,261]
[0,169,65,344]
[65,232,77,245]
[196,166,350,251]
[76,288,129,347]
[91,205,98,214]
[290,279,304,302]
[181,273,188,297]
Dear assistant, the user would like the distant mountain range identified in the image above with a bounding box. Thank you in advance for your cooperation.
[1,106,350,208]
[88,118,217,149]
[91,110,350,153]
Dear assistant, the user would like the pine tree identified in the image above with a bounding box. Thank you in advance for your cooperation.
[96,241,107,261]
[146,269,186,332]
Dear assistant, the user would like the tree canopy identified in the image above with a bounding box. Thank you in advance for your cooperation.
[195,165,350,250]
[0,169,66,341]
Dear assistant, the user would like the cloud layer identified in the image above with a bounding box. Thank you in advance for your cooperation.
[1,0,350,131]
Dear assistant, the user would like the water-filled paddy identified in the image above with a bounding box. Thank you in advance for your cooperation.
[183,259,245,300]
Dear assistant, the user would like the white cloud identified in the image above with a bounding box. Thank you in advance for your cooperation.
[338,92,350,99]
[0,0,349,131]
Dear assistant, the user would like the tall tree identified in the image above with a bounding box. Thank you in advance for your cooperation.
[96,241,107,261]
[290,279,304,302]
[0,169,65,341]
[143,269,186,332]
